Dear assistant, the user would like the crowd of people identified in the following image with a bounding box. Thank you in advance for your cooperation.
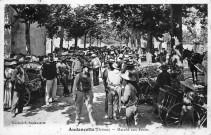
[3,45,207,128]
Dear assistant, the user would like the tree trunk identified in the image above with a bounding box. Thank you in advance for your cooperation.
[51,39,53,53]
[97,38,98,47]
[25,22,30,54]
[131,37,134,49]
[59,26,64,49]
[100,40,101,47]
[159,41,162,52]
[74,37,78,48]
[90,35,92,47]
[44,33,47,55]
[84,34,87,48]
[125,37,129,47]
[147,31,153,53]
[137,30,141,50]
[171,4,183,47]
[134,37,137,49]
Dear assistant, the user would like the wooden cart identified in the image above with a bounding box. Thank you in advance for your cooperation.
[23,62,43,106]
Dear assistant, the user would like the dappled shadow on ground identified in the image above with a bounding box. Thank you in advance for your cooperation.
[5,78,163,128]
[62,82,162,128]
[22,96,72,117]
[19,85,74,117]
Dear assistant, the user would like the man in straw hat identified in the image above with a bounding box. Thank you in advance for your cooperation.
[57,58,70,97]
[102,58,115,119]
[90,53,101,86]
[71,55,82,93]
[10,58,26,117]
[120,70,138,127]
[122,60,143,102]
[72,62,96,126]
[105,62,122,120]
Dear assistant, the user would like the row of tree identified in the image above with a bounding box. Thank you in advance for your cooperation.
[4,4,207,55]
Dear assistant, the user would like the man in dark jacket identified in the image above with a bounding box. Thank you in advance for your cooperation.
[156,64,171,88]
[40,54,58,106]
[153,64,171,114]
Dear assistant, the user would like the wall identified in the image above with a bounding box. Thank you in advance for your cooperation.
[5,6,47,56]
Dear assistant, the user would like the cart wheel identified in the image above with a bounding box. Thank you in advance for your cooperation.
[24,88,31,106]
[193,104,207,127]
[166,103,183,128]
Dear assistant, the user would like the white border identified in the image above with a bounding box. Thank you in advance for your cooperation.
[0,0,210,135]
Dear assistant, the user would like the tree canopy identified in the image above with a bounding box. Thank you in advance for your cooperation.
[5,4,207,53]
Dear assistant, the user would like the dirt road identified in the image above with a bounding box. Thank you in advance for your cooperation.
[3,77,164,134]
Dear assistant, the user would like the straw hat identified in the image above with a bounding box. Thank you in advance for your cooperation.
[119,54,123,58]
[112,63,119,69]
[4,61,17,66]
[43,57,48,62]
[108,58,115,63]
[123,55,129,61]
[91,54,97,57]
[124,55,129,58]
[160,64,169,71]
[54,57,59,62]
[19,57,25,62]
[126,60,135,67]
[110,51,115,55]
[120,70,136,81]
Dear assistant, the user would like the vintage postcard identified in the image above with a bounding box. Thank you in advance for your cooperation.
[1,0,210,135]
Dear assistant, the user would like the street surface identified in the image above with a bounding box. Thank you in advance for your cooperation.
[3,66,205,134]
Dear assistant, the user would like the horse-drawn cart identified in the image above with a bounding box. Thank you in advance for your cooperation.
[156,85,183,125]
[23,62,43,106]
[156,82,207,128]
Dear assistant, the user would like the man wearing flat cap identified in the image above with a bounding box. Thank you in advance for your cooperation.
[90,53,101,86]
[40,53,59,106]
[102,58,115,118]
[72,62,96,126]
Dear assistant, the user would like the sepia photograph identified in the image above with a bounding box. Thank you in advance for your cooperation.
[1,0,210,134]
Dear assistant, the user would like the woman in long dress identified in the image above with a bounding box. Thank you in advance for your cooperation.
[4,67,15,109]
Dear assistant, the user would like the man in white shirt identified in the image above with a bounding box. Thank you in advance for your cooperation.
[106,63,122,120]
[90,53,101,86]
[146,51,152,63]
